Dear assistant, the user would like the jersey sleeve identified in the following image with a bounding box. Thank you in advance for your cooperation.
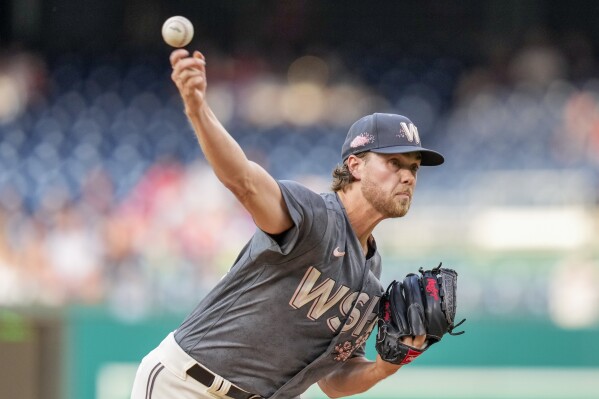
[259,180,328,256]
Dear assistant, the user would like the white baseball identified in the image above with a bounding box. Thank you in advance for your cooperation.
[161,16,194,48]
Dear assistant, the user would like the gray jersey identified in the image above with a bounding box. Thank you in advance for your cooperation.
[175,180,384,399]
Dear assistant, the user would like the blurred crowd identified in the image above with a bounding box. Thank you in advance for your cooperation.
[0,157,257,318]
[0,27,598,321]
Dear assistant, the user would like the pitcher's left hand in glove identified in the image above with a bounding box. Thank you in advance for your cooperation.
[376,263,465,365]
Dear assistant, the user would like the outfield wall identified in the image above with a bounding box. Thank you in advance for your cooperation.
[61,308,599,399]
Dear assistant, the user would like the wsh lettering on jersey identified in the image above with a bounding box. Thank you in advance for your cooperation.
[288,266,380,337]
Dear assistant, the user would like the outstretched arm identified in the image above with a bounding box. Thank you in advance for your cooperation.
[170,49,292,234]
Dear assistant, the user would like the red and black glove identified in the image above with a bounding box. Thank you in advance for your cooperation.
[375,263,465,365]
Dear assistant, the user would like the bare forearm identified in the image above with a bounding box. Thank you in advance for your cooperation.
[185,103,251,188]
[170,49,291,233]
[318,357,401,398]
[170,49,252,191]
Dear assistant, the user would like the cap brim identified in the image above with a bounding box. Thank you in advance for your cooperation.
[371,146,444,166]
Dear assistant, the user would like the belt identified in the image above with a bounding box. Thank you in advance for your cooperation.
[186,364,263,399]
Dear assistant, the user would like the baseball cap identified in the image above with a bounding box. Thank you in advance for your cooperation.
[341,113,444,166]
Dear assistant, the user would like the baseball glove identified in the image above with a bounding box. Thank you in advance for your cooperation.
[376,263,465,365]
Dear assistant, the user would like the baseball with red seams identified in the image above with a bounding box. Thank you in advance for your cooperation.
[162,16,194,48]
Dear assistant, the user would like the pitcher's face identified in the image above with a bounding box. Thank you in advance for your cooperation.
[360,152,420,218]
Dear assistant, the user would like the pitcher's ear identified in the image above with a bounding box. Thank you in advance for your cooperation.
[346,153,366,180]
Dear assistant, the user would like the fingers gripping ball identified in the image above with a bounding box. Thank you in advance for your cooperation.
[162,16,194,48]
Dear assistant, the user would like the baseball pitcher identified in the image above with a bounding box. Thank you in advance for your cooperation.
[130,48,463,399]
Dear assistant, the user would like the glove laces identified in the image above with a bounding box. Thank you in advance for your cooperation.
[448,318,466,336]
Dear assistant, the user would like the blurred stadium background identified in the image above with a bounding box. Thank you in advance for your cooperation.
[0,1,598,398]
